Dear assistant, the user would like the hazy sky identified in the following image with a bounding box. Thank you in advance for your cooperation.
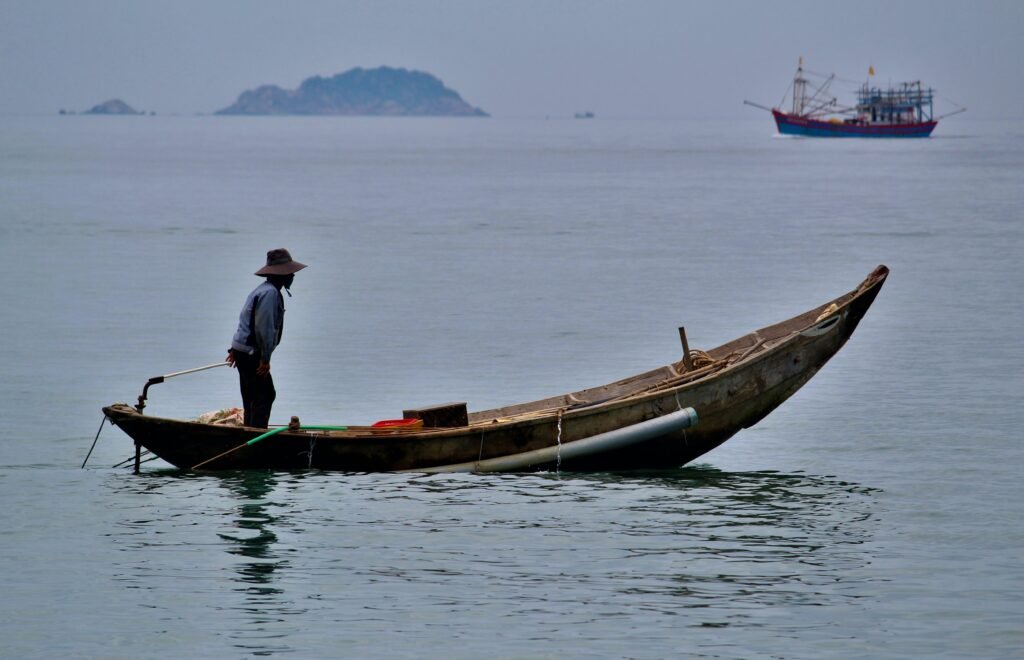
[2,0,1020,118]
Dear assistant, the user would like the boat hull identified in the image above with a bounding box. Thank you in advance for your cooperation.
[773,110,936,138]
[103,266,889,473]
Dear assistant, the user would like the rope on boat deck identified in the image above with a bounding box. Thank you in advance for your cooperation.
[642,339,773,399]
[685,349,717,370]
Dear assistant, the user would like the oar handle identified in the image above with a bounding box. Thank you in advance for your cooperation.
[136,361,231,413]
[162,362,230,379]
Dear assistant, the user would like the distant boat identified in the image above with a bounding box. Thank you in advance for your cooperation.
[745,58,965,138]
[574,111,595,119]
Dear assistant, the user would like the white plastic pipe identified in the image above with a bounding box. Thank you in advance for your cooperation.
[410,407,698,474]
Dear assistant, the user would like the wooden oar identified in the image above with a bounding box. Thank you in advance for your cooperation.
[191,423,349,471]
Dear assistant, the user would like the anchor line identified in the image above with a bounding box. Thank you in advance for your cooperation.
[468,425,481,470]
[306,434,319,469]
[675,390,689,448]
[82,414,111,469]
[555,408,564,472]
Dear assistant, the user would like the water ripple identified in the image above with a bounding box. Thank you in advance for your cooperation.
[76,468,883,656]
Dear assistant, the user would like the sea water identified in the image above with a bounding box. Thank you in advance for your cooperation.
[1,115,1022,658]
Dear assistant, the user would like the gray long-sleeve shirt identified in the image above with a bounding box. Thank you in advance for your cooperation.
[230,281,285,362]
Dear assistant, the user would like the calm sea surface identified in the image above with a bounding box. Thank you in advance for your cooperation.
[1,116,1022,658]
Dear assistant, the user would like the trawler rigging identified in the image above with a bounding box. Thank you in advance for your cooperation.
[745,57,965,137]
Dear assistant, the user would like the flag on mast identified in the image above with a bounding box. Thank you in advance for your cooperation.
[868,65,875,76]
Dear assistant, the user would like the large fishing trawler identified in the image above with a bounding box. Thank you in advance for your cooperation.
[745,58,965,138]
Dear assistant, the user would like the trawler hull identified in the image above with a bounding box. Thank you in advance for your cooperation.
[773,110,936,138]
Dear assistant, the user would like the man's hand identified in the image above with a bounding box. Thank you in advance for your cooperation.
[226,351,236,368]
[257,360,271,377]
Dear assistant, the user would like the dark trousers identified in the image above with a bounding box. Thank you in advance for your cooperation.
[232,349,276,428]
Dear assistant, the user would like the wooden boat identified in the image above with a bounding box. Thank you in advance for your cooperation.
[103,265,889,473]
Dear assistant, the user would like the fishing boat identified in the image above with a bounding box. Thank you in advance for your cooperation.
[102,265,889,473]
[745,58,964,137]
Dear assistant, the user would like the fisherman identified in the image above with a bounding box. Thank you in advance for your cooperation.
[227,248,307,428]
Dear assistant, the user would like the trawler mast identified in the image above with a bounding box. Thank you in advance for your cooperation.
[792,57,808,116]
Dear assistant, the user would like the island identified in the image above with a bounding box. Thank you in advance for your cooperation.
[83,99,143,115]
[216,66,488,117]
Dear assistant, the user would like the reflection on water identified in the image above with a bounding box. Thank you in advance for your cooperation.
[394,467,881,617]
[102,467,879,655]
[213,471,299,656]
[593,468,879,615]
[216,471,283,590]
[106,471,301,655]
[214,468,313,654]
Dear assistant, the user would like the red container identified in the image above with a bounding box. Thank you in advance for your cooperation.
[370,418,424,433]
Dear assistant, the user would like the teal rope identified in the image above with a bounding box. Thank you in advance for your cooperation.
[245,424,349,447]
[191,423,352,470]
